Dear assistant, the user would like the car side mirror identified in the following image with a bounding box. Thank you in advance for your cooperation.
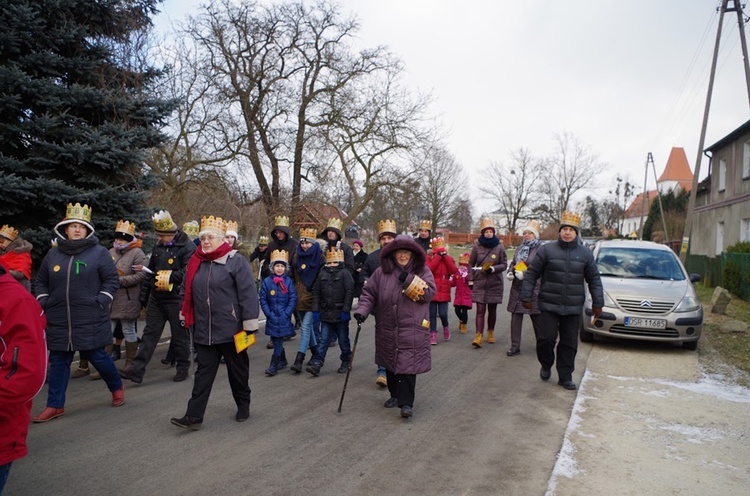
[689,273,702,283]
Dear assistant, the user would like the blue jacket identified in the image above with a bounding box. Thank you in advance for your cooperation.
[35,238,119,351]
[260,274,297,338]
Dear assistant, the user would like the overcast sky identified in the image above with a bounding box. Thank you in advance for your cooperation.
[154,0,750,213]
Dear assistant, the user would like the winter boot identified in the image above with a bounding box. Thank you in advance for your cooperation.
[110,343,122,361]
[337,361,350,374]
[459,322,467,334]
[265,355,281,376]
[443,326,451,341]
[111,387,125,407]
[72,359,90,378]
[306,359,322,377]
[487,329,495,344]
[290,352,305,373]
[277,350,288,371]
[430,331,438,345]
[124,341,138,368]
[472,332,483,348]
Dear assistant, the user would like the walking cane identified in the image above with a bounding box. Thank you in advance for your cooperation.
[337,320,362,413]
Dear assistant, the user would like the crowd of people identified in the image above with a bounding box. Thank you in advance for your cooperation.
[0,204,604,490]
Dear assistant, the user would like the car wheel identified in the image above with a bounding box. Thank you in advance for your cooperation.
[579,324,594,343]
[682,340,698,351]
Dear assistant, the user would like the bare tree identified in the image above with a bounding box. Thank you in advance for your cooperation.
[417,145,468,231]
[480,147,544,233]
[536,132,607,224]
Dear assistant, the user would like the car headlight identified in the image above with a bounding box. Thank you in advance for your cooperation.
[675,296,700,313]
[603,292,616,308]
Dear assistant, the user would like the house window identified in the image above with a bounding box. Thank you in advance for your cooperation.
[718,159,727,192]
[744,142,750,178]
[742,218,750,243]
[716,222,725,255]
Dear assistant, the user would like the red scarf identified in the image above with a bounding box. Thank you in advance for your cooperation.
[272,276,288,293]
[181,242,232,327]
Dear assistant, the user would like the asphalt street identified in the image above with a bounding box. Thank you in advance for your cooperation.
[7,286,587,496]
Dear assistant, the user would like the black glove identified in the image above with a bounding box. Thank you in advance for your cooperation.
[354,313,366,324]
[398,271,408,283]
[96,294,112,311]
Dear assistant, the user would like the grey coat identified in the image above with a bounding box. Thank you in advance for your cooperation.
[520,238,604,315]
[356,236,436,375]
[109,244,148,320]
[507,243,542,314]
[468,239,507,304]
[189,250,260,346]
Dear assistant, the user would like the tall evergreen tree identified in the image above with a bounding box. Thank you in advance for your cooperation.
[0,0,173,262]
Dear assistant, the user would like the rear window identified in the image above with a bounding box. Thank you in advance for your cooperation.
[596,247,685,281]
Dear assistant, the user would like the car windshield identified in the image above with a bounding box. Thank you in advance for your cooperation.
[596,247,686,281]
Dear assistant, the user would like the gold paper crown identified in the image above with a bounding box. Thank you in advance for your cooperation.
[378,219,397,236]
[459,252,470,265]
[479,217,496,232]
[182,221,200,237]
[270,249,289,265]
[114,220,136,237]
[200,215,227,236]
[419,219,432,231]
[152,210,177,232]
[154,270,174,292]
[560,211,581,229]
[274,215,290,228]
[325,248,345,264]
[225,220,239,235]
[404,274,429,301]
[326,218,344,232]
[0,224,19,241]
[430,237,446,252]
[258,235,269,245]
[299,227,318,241]
[65,203,92,223]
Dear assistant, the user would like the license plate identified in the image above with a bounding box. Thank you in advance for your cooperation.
[624,317,666,329]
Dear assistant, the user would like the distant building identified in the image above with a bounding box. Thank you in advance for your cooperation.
[620,147,693,237]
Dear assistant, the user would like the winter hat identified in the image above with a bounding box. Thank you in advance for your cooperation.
[522,220,541,239]
[225,220,239,239]
[55,203,94,236]
[152,210,178,235]
[559,211,581,233]
[352,239,364,249]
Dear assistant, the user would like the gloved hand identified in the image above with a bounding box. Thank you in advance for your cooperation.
[521,301,532,310]
[592,307,603,319]
[341,312,351,322]
[398,271,408,283]
[483,265,494,273]
[96,294,112,311]
[506,271,514,280]
[354,313,366,324]
[514,271,524,281]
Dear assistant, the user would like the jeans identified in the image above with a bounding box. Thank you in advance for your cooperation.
[112,318,138,342]
[296,311,317,353]
[0,462,11,495]
[47,348,123,408]
[316,320,351,365]
[429,301,449,330]
[271,336,285,356]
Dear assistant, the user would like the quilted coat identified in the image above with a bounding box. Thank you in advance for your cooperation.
[260,273,297,338]
[426,252,458,303]
[356,235,436,375]
[109,241,148,320]
[468,237,508,304]
[452,266,473,308]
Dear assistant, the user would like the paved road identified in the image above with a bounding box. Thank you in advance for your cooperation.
[7,289,588,496]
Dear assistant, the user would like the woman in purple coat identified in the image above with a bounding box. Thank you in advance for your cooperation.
[354,235,436,419]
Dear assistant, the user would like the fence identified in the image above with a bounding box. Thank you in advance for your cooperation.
[445,232,523,247]
[686,253,750,300]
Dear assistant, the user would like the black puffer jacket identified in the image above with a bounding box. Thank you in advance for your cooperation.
[312,264,354,323]
[520,237,603,315]
[140,230,196,305]
[361,248,381,280]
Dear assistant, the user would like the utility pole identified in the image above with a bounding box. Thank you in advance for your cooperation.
[730,0,750,106]
[680,0,729,263]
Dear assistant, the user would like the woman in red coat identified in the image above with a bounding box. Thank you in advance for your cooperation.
[426,237,457,344]
[354,235,436,419]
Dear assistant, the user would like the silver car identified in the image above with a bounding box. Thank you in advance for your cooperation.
[581,240,703,350]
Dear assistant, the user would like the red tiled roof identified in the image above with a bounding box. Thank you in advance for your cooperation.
[658,147,693,183]
[623,190,659,218]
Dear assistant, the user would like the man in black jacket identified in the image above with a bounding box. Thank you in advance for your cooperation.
[519,212,603,391]
[120,211,196,383]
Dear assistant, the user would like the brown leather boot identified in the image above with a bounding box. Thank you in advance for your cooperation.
[124,341,138,368]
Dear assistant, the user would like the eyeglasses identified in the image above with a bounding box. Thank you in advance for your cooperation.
[200,235,218,242]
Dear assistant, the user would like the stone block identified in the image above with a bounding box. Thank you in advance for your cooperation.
[708,287,732,315]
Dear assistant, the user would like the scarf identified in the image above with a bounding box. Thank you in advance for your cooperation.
[113,238,143,254]
[478,234,500,249]
[181,241,232,327]
[273,276,289,293]
[515,238,540,263]
[57,236,98,255]
[294,241,322,290]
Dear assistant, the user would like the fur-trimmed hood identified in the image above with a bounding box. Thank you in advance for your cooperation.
[379,235,426,274]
